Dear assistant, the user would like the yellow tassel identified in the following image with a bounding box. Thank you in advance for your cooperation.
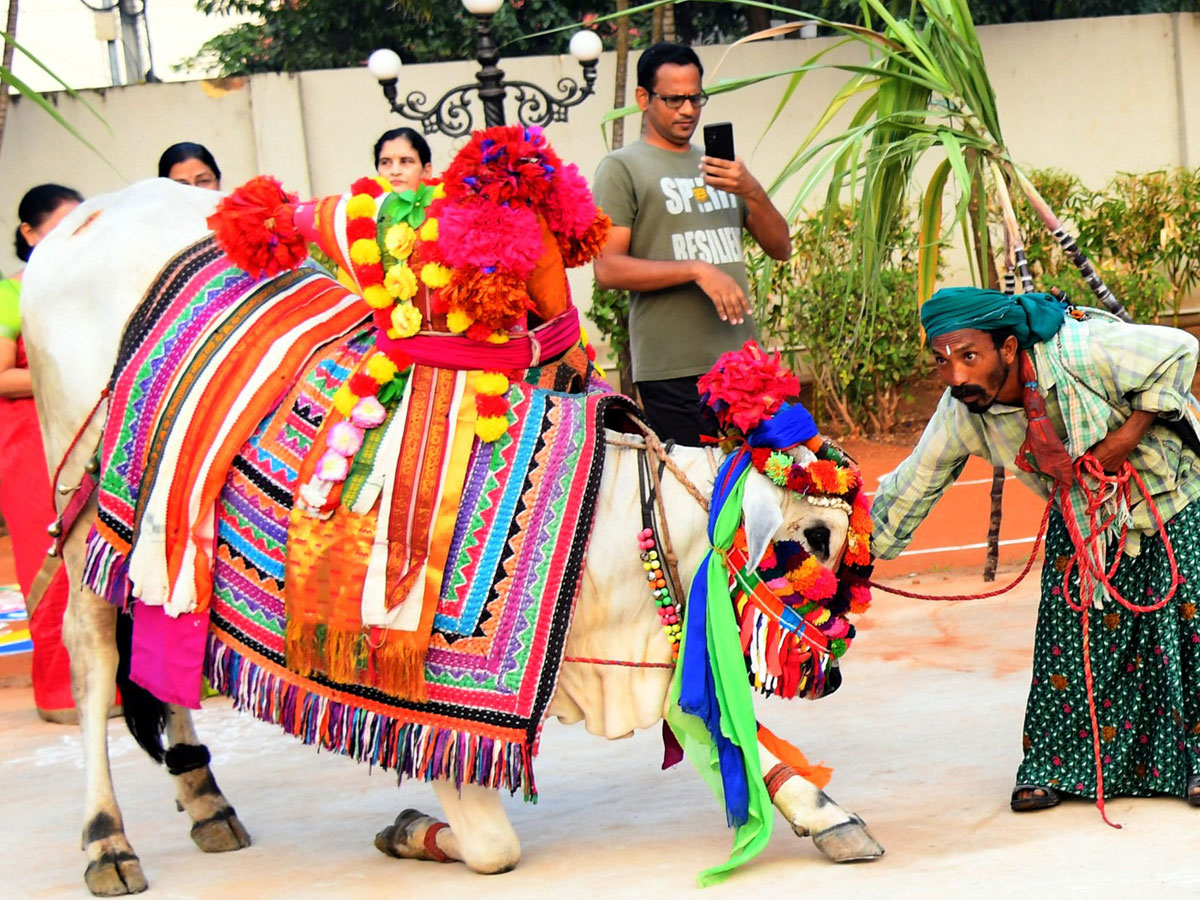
[475,415,508,442]
[446,309,473,333]
[419,261,451,288]
[345,193,377,219]
[473,371,509,396]
[366,353,399,383]
[362,284,393,309]
[332,385,358,416]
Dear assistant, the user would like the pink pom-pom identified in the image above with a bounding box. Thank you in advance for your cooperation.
[327,421,364,457]
[351,395,387,429]
[822,617,851,639]
[314,450,350,483]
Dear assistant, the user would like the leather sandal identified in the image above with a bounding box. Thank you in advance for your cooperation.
[1187,774,1200,808]
[1010,783,1060,812]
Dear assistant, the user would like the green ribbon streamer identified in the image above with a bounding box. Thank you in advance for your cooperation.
[666,466,773,887]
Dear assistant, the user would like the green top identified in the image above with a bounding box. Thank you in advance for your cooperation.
[872,309,1200,560]
[0,278,20,341]
[592,141,755,382]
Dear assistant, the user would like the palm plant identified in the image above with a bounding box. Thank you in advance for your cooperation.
[1,29,111,164]
[728,0,1128,319]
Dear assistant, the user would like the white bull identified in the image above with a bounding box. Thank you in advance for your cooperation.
[23,181,882,896]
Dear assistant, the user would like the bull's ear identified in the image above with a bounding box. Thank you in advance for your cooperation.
[742,472,784,570]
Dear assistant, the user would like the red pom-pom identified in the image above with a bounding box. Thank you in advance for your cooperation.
[372,308,392,332]
[465,321,495,343]
[207,176,308,278]
[347,217,377,242]
[385,348,412,371]
[356,262,385,286]
[350,177,385,198]
[697,340,801,433]
[349,373,378,396]
[475,393,509,417]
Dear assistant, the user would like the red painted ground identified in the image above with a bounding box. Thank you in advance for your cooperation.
[845,438,1046,583]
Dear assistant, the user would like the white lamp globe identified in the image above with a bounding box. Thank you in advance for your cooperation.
[367,48,402,81]
[462,0,505,14]
[569,29,603,63]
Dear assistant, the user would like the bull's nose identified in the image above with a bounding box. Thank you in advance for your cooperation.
[803,525,831,561]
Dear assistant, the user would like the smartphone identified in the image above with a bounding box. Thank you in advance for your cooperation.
[703,122,735,161]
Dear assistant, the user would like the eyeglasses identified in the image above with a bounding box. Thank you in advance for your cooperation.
[649,90,709,110]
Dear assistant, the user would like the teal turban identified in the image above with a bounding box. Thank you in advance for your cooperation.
[921,287,1068,349]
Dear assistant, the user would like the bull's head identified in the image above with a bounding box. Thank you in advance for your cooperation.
[740,445,851,573]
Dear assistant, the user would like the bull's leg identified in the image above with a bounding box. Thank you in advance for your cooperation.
[760,744,884,863]
[163,706,251,852]
[374,779,521,874]
[64,586,148,896]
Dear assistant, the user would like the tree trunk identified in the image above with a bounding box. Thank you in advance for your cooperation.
[0,0,20,158]
[612,0,629,150]
[662,3,676,43]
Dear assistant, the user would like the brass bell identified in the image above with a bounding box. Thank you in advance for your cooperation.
[47,520,62,537]
[57,483,73,494]
[85,457,101,474]
[47,543,59,558]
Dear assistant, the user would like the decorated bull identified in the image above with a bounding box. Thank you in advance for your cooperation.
[22,127,881,897]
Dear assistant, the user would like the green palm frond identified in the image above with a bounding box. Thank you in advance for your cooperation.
[2,31,119,174]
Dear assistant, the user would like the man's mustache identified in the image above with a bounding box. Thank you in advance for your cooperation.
[950,385,985,402]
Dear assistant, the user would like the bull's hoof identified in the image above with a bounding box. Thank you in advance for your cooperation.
[190,807,252,852]
[375,808,450,862]
[84,851,148,896]
[812,815,885,863]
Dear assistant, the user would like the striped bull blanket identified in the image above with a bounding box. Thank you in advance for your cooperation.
[207,329,634,798]
[84,237,368,616]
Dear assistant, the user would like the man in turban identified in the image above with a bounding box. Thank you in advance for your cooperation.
[872,286,1200,812]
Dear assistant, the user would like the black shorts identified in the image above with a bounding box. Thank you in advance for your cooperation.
[635,376,720,447]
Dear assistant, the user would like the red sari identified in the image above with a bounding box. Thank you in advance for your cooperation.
[0,336,73,716]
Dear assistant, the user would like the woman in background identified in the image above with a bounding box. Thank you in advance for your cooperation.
[158,142,222,190]
[374,127,432,193]
[0,183,83,722]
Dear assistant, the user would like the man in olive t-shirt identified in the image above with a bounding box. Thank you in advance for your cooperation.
[592,42,790,446]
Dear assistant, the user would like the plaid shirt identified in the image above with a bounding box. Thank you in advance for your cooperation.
[872,310,1200,560]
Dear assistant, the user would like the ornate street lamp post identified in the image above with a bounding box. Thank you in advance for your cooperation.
[367,0,603,138]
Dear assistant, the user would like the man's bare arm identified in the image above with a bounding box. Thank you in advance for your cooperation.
[700,156,791,261]
[593,225,752,324]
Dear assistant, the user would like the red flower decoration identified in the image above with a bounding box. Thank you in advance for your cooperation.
[346,217,378,242]
[349,373,378,396]
[698,340,801,433]
[207,175,307,278]
[350,176,385,198]
[475,393,509,417]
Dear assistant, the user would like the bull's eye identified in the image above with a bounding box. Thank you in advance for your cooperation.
[803,525,831,560]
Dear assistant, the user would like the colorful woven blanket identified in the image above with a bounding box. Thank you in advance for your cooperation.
[84,238,369,619]
[207,330,634,799]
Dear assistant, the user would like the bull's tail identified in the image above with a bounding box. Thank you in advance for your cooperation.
[114,610,167,763]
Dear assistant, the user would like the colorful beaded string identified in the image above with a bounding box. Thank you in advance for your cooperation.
[638,525,681,659]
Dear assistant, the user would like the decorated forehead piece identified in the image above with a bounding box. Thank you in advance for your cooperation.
[698,340,861,499]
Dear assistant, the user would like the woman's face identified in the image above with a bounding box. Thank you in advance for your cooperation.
[376,137,432,193]
[21,199,81,251]
[168,158,221,190]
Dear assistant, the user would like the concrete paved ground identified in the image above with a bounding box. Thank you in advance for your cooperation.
[4,567,1198,899]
